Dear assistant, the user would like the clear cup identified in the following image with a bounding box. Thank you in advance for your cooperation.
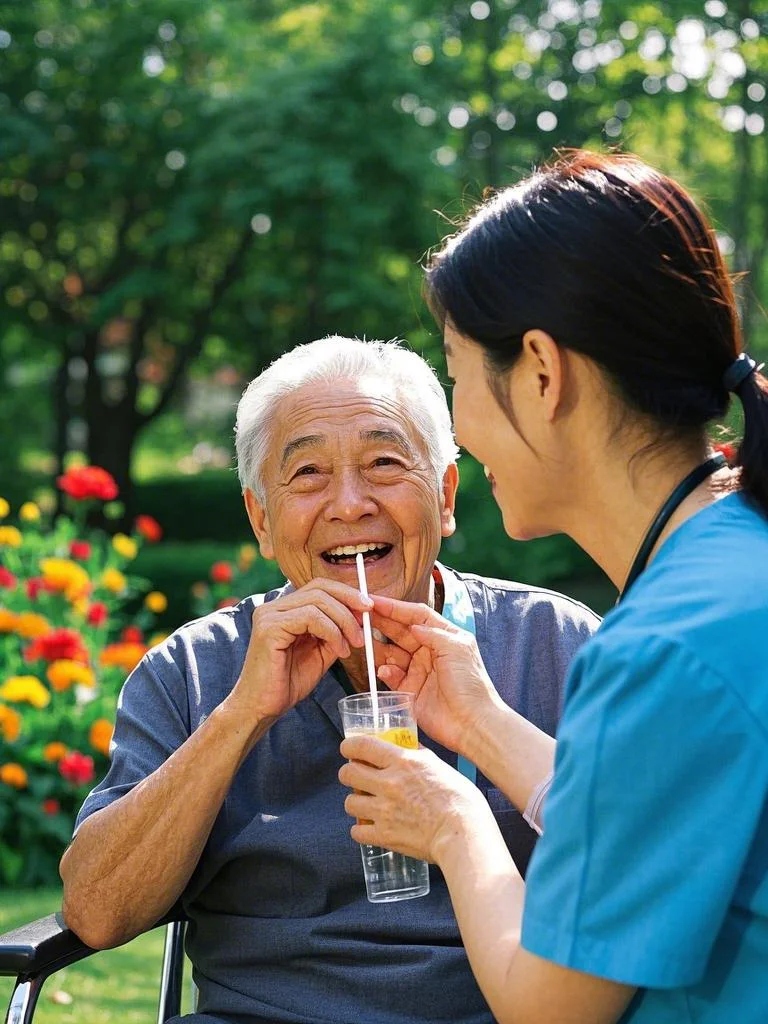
[339,691,431,903]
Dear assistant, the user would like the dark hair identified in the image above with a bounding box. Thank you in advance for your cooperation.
[426,149,768,515]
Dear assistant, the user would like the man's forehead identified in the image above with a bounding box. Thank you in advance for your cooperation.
[279,427,416,468]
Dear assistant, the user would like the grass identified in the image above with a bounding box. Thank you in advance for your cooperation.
[0,888,192,1023]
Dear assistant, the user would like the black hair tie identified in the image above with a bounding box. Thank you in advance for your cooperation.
[723,353,758,393]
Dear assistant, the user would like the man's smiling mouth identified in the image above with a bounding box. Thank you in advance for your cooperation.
[322,542,393,565]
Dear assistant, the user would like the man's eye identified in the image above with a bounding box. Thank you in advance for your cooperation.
[293,465,318,477]
[372,457,402,468]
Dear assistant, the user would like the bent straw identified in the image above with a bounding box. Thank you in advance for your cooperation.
[355,552,380,724]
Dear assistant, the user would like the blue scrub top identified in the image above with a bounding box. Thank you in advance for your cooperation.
[522,493,768,1023]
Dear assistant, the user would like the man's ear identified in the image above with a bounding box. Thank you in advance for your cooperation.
[521,329,566,422]
[243,489,275,561]
[439,463,459,538]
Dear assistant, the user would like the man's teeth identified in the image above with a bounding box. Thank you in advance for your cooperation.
[326,542,387,557]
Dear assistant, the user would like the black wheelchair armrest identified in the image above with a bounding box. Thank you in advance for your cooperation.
[0,913,93,979]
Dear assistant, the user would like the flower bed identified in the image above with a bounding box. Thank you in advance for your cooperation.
[0,465,166,886]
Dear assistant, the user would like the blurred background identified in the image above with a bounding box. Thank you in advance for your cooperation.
[2,0,767,625]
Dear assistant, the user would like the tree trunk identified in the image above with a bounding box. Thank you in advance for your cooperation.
[86,403,140,529]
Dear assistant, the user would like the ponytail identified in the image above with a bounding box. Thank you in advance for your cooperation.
[735,369,768,517]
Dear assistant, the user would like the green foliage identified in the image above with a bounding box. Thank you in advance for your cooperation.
[133,540,284,629]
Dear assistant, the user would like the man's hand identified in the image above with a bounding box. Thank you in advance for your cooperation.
[231,579,373,721]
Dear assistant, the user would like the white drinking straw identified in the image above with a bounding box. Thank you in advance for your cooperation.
[355,552,380,723]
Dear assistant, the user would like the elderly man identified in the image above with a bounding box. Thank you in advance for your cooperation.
[60,336,600,1024]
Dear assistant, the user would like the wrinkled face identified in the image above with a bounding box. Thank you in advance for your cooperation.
[244,378,457,604]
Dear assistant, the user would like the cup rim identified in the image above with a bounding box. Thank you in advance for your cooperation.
[337,690,413,711]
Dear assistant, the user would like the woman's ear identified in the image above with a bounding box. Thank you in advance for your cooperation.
[521,329,566,422]
[243,489,275,560]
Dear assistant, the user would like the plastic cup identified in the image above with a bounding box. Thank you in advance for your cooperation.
[339,691,431,903]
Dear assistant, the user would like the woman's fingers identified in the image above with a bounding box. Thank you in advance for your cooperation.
[339,734,397,770]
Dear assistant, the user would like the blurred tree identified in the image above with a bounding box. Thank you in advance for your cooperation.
[1,0,766,601]
[0,0,444,518]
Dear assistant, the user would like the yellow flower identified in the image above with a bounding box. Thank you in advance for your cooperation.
[0,525,22,548]
[47,660,96,692]
[40,557,91,602]
[0,609,18,633]
[101,567,127,594]
[148,632,169,648]
[0,675,51,708]
[112,533,138,559]
[0,498,9,519]
[144,591,167,614]
[43,741,68,763]
[19,501,41,522]
[89,718,114,757]
[238,543,258,570]
[0,763,28,789]
[14,612,51,639]
[0,704,21,742]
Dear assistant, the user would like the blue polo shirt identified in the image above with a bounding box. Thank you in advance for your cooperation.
[522,493,768,1022]
[77,563,599,1024]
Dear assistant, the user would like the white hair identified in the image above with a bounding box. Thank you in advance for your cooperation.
[235,335,459,502]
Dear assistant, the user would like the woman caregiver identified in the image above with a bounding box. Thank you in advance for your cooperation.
[339,150,768,1024]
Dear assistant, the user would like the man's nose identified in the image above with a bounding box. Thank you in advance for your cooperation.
[323,469,378,521]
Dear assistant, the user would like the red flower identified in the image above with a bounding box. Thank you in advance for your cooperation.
[69,540,92,560]
[713,442,737,465]
[86,601,108,627]
[216,597,238,609]
[210,561,233,584]
[42,799,60,815]
[121,625,144,644]
[0,566,16,589]
[134,514,163,543]
[57,465,119,502]
[58,751,95,786]
[26,577,57,600]
[25,627,89,664]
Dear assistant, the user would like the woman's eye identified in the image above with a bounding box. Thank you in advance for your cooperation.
[294,465,318,478]
[372,457,401,468]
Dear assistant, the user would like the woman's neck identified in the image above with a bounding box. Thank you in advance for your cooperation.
[562,447,726,593]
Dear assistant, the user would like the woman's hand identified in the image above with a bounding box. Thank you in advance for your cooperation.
[338,734,492,865]
[370,593,505,755]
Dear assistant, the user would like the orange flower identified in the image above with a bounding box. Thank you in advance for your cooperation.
[99,642,147,674]
[43,741,69,763]
[40,558,91,602]
[0,763,28,789]
[0,705,21,742]
[144,591,167,614]
[47,660,96,692]
[134,514,162,542]
[89,718,114,757]
[0,609,18,633]
[14,612,52,639]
